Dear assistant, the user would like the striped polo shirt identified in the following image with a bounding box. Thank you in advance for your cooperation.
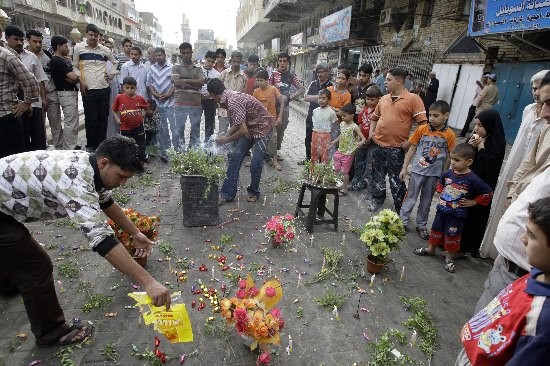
[73,42,119,90]
[146,62,174,108]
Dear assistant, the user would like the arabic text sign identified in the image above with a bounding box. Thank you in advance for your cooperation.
[469,0,550,36]
[319,6,352,44]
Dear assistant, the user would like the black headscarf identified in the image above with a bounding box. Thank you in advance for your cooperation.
[470,109,506,189]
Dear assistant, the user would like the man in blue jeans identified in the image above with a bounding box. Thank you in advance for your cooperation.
[207,79,275,204]
[171,42,204,150]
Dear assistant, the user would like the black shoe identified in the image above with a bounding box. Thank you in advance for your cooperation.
[74,145,81,150]
[416,227,430,240]
[471,251,482,259]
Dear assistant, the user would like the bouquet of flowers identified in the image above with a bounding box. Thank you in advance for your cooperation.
[301,161,343,188]
[107,208,160,255]
[359,209,405,263]
[220,274,284,365]
[265,214,296,246]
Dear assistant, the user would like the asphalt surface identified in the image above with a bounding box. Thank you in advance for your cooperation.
[0,102,494,366]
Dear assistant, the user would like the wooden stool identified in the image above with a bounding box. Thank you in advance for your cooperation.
[295,183,339,233]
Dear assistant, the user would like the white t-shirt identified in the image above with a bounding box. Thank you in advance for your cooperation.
[312,106,337,132]
[201,67,221,98]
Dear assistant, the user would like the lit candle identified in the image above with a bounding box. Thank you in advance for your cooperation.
[237,197,240,210]
[297,273,302,288]
[369,274,376,287]
[400,266,405,282]
[332,305,340,321]
[310,235,314,247]
[411,330,417,347]
[168,257,172,272]
[288,335,293,354]
[263,196,267,206]
[342,233,346,246]
[321,257,326,272]
[211,266,215,281]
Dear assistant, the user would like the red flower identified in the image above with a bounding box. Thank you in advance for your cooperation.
[248,286,259,296]
[258,352,272,365]
[270,307,281,318]
[235,321,248,334]
[236,289,246,299]
[284,214,294,221]
[233,307,248,322]
[278,318,285,330]
[265,287,276,297]
[238,279,247,289]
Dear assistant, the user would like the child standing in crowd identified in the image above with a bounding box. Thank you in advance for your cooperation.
[327,70,352,159]
[253,69,285,170]
[399,100,456,240]
[413,144,492,273]
[112,76,150,165]
[458,196,550,365]
[329,103,366,196]
[311,89,337,163]
[349,85,382,191]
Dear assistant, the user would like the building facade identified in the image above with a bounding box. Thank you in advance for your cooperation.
[181,12,191,43]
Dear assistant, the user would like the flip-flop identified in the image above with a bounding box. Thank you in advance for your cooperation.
[247,196,257,202]
[37,323,94,348]
[413,247,435,256]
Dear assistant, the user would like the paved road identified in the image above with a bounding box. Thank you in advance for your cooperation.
[0,103,493,365]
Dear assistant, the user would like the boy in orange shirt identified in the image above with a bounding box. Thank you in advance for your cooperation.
[399,100,456,239]
[253,69,285,170]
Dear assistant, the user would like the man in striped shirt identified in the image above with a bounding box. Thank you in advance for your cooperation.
[147,47,175,162]
[207,78,275,204]
[73,24,119,152]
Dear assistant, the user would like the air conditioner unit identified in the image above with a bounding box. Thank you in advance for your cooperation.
[379,8,392,25]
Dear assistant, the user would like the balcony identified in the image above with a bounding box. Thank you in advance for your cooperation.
[262,0,320,22]
[237,0,296,45]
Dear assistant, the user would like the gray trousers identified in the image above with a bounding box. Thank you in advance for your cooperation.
[57,91,80,149]
[46,92,62,149]
[399,173,438,229]
[455,255,519,365]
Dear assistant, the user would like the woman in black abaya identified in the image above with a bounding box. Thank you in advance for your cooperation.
[462,109,506,257]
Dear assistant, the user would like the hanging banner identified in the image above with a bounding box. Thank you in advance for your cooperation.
[289,32,304,54]
[469,0,550,36]
[319,6,352,44]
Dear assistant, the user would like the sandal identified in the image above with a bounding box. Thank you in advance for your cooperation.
[444,260,456,273]
[413,247,435,256]
[415,227,429,240]
[37,323,94,348]
[272,161,283,171]
[246,196,257,202]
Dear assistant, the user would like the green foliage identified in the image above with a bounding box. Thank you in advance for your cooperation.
[77,281,92,293]
[55,346,76,366]
[314,291,347,310]
[401,296,439,362]
[359,209,405,262]
[100,342,118,363]
[296,307,304,319]
[157,240,176,257]
[44,217,78,229]
[220,234,233,248]
[307,247,343,284]
[271,176,301,194]
[301,161,343,188]
[82,293,112,313]
[167,148,226,188]
[58,260,80,279]
[131,344,165,366]
[368,329,419,366]
[111,188,132,204]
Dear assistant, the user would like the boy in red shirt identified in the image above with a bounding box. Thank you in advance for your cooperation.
[112,76,150,164]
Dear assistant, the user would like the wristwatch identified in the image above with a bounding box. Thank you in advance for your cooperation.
[24,96,39,104]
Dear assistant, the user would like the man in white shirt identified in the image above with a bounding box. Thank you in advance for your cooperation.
[120,46,148,99]
[480,69,549,259]
[201,51,220,143]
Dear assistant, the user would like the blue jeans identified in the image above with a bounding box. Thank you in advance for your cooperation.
[220,133,271,201]
[157,106,175,158]
[175,106,202,149]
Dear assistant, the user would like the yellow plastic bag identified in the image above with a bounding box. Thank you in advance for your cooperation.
[128,291,194,343]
